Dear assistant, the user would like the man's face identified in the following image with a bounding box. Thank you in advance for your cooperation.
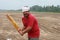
[23,11,29,18]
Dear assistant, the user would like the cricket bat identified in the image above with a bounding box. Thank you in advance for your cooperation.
[7,14,21,31]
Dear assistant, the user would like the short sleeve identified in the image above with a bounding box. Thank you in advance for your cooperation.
[22,18,25,26]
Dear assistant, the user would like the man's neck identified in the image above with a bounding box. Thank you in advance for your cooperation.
[25,14,30,19]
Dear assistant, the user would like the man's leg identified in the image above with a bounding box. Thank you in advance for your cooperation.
[28,38,39,40]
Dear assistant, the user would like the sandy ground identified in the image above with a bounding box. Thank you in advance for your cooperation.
[0,12,60,40]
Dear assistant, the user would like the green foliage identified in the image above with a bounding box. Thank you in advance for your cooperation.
[30,5,60,12]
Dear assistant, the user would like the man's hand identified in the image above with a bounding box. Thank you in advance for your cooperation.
[18,26,32,36]
[19,31,24,36]
[18,28,24,36]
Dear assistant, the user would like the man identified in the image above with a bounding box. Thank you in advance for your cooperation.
[18,6,40,40]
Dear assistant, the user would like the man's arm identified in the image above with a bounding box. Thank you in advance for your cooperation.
[18,26,32,36]
[22,27,25,31]
[23,26,32,34]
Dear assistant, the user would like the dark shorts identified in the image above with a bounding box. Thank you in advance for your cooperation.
[28,38,39,40]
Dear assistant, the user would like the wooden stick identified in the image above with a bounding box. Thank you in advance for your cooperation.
[7,14,20,31]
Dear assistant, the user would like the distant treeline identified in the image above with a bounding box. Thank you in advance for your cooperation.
[0,5,60,13]
[30,5,60,12]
